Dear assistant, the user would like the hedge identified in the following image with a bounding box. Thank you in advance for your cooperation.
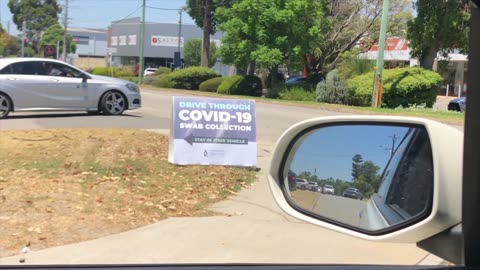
[91,67,134,77]
[217,75,262,96]
[199,77,225,92]
[154,67,172,76]
[347,67,443,108]
[165,67,219,90]
[155,76,172,88]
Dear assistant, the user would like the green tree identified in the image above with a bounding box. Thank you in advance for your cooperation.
[309,0,412,74]
[8,0,62,53]
[351,154,363,181]
[407,0,470,70]
[0,25,21,56]
[40,23,76,57]
[216,0,326,85]
[183,38,217,67]
[185,0,231,67]
[351,154,381,198]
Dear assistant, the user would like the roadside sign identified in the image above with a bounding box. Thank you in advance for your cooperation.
[168,96,256,166]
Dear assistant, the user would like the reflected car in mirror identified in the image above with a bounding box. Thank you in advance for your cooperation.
[342,188,363,200]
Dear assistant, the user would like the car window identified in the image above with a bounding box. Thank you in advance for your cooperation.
[384,129,433,218]
[0,61,44,75]
[42,62,83,78]
[377,129,415,199]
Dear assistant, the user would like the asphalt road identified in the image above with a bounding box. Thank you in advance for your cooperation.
[0,89,343,141]
[0,89,445,265]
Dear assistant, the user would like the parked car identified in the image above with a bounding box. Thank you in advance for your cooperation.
[143,68,158,77]
[342,187,363,200]
[0,58,142,119]
[308,181,321,192]
[285,76,307,87]
[287,170,297,191]
[323,185,335,194]
[295,178,310,190]
[448,96,466,112]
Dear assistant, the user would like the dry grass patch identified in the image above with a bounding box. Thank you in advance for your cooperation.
[0,128,256,257]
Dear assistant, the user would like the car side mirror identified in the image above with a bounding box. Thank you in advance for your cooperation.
[268,116,463,243]
[81,73,89,82]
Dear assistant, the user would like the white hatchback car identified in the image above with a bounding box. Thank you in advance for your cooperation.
[0,58,141,119]
[143,68,158,77]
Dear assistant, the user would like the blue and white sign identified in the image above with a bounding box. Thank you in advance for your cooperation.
[168,96,256,166]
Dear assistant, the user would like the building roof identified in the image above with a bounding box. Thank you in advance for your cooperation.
[68,27,107,34]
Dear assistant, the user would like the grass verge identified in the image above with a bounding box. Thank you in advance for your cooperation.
[143,86,464,126]
[0,128,256,257]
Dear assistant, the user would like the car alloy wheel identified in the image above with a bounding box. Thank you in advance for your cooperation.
[0,93,11,119]
[102,91,126,115]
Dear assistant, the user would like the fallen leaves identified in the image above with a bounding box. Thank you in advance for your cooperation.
[0,128,256,258]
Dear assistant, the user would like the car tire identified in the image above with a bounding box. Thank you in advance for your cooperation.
[301,185,306,190]
[101,91,126,115]
[0,93,12,119]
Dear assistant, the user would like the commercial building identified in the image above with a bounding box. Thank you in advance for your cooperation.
[359,37,468,97]
[67,27,108,69]
[107,17,231,76]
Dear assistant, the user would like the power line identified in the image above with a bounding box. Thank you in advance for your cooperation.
[110,4,143,25]
[146,6,181,11]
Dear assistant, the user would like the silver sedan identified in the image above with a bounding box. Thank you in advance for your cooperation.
[0,58,141,119]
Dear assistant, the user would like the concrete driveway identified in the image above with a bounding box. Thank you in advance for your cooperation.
[0,89,446,265]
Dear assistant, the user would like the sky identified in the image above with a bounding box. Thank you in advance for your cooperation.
[0,0,195,35]
[290,125,410,182]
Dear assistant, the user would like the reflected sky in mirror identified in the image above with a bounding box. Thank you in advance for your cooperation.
[290,125,409,182]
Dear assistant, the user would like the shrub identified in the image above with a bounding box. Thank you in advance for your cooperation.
[155,76,172,88]
[316,69,351,105]
[199,77,225,92]
[143,75,165,86]
[265,86,283,99]
[163,67,219,90]
[217,75,262,96]
[336,50,375,80]
[154,67,172,76]
[91,66,135,77]
[218,76,242,94]
[347,67,443,108]
[279,87,316,102]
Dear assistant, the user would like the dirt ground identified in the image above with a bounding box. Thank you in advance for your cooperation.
[0,129,256,257]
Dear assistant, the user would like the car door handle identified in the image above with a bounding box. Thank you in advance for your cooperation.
[49,79,59,82]
[6,77,16,81]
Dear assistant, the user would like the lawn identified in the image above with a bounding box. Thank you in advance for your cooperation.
[143,86,464,126]
[0,129,256,257]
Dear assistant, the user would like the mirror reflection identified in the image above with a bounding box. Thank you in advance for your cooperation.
[285,124,433,232]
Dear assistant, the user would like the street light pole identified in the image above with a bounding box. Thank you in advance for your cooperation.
[371,0,390,107]
[138,0,146,84]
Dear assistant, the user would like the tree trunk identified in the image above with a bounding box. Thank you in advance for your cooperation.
[421,47,438,70]
[270,65,279,88]
[246,61,256,76]
[201,0,211,67]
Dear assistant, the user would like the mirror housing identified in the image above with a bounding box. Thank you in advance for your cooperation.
[268,116,463,243]
[81,73,90,82]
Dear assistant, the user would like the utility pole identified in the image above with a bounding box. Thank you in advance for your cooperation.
[62,0,69,62]
[56,40,60,59]
[389,134,398,159]
[7,21,10,34]
[177,9,182,55]
[371,0,390,107]
[138,0,146,84]
[21,21,26,57]
[176,9,182,68]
